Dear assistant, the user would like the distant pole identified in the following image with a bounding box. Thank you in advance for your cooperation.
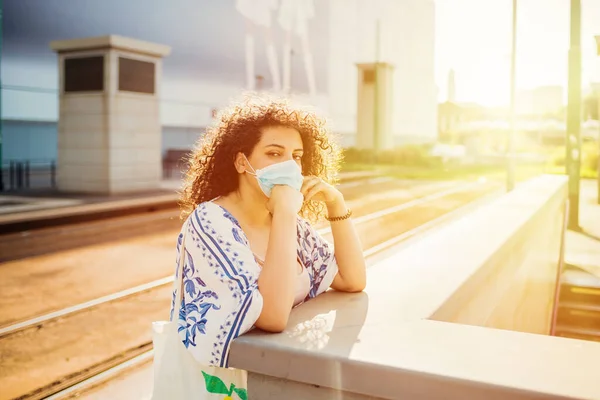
[507,0,518,192]
[0,0,3,192]
[597,112,600,205]
[289,48,294,96]
[374,19,381,150]
[594,36,600,205]
[566,0,582,230]
[375,19,381,63]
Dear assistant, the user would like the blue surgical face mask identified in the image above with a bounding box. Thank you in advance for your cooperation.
[243,155,304,197]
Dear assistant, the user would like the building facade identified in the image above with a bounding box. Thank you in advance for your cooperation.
[2,0,437,165]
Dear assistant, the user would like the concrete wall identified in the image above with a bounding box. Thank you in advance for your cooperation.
[430,177,566,334]
[162,126,204,154]
[2,120,57,162]
[249,374,387,400]
[2,0,439,164]
[229,175,600,400]
[1,85,332,163]
[2,120,202,163]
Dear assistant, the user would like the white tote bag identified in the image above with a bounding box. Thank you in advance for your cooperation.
[151,226,248,400]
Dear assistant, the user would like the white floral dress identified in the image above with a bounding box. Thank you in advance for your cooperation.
[169,201,339,368]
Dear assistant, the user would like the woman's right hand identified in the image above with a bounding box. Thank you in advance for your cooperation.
[258,184,303,332]
[267,185,303,215]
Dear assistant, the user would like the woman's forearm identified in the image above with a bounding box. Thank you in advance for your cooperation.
[327,196,367,292]
[255,209,297,332]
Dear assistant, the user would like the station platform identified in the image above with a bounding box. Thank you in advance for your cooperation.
[65,176,600,400]
[0,181,179,218]
[0,171,384,221]
[0,183,179,230]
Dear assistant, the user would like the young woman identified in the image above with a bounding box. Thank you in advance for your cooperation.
[171,95,366,373]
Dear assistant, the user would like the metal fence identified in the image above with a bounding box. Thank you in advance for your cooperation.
[0,160,57,192]
[0,155,187,192]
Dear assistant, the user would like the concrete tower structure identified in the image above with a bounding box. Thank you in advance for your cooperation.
[327,0,437,147]
[50,35,170,194]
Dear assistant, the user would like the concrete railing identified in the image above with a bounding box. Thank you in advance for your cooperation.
[229,175,600,400]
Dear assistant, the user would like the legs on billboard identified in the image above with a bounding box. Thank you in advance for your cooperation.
[282,30,292,94]
[278,0,316,97]
[244,30,255,90]
[301,30,316,98]
[237,0,317,96]
[265,28,282,92]
[236,0,280,92]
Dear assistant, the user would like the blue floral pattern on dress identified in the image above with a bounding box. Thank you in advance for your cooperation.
[169,201,338,368]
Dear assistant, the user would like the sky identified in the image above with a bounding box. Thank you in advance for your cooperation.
[434,0,600,106]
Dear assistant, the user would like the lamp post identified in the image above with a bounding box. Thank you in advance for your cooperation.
[0,0,3,192]
[595,36,600,204]
[566,0,582,230]
[374,19,381,151]
[507,0,518,192]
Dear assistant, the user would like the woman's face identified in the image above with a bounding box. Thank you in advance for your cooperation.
[236,125,304,197]
[246,125,304,172]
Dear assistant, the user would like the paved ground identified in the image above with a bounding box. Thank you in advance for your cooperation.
[76,361,154,400]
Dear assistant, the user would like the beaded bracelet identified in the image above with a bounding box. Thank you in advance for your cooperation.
[326,208,352,222]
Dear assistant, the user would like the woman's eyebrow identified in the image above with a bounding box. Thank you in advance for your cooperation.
[264,144,285,149]
[264,144,303,152]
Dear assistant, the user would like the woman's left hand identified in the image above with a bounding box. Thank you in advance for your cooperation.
[300,176,343,205]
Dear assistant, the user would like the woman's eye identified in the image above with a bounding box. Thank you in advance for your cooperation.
[294,155,303,160]
[268,152,280,157]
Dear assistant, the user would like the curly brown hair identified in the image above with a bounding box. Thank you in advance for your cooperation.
[179,95,342,222]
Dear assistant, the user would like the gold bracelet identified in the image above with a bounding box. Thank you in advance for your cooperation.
[326,208,352,222]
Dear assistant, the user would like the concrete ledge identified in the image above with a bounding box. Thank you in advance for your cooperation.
[229,175,600,400]
[0,193,178,232]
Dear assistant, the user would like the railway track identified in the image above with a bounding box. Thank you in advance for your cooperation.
[0,178,461,329]
[0,179,501,400]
